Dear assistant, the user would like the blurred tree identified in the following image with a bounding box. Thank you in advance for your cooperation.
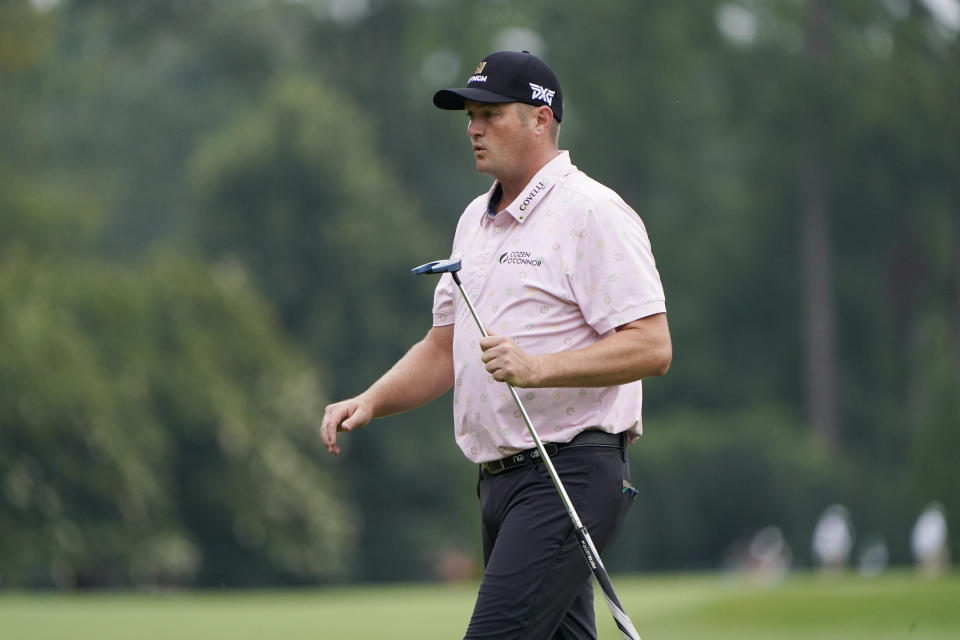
[1,1,354,588]
[611,407,842,571]
[0,0,52,71]
[190,74,444,386]
[0,251,355,587]
[23,0,328,255]
[696,0,960,461]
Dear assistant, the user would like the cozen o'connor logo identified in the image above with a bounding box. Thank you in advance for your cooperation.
[499,251,543,267]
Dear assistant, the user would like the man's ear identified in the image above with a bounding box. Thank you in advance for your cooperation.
[537,106,555,133]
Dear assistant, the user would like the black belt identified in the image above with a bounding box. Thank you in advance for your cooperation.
[481,430,624,475]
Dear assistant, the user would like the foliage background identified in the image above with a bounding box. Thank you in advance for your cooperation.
[1,0,957,587]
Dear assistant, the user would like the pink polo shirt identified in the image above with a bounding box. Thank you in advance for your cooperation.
[433,151,666,463]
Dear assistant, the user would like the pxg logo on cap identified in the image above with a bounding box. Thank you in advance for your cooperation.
[433,50,563,122]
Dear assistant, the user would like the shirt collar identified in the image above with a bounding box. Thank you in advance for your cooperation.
[487,151,576,224]
[486,183,503,218]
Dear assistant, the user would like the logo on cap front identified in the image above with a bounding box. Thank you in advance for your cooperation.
[529,83,556,106]
[468,60,489,84]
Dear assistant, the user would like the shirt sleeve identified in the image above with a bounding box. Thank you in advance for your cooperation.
[567,196,666,335]
[432,209,471,327]
[432,273,456,326]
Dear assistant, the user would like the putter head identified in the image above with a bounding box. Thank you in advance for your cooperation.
[411,258,462,275]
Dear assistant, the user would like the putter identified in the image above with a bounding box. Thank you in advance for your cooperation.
[412,258,641,640]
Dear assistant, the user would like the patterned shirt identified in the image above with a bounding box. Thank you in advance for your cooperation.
[432,151,666,463]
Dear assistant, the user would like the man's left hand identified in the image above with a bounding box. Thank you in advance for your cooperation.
[479,335,543,387]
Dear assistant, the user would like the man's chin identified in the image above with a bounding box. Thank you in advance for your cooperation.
[474,160,494,176]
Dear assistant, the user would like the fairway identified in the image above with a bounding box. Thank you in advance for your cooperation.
[2,572,957,640]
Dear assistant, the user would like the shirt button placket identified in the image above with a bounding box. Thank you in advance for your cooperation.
[474,236,489,300]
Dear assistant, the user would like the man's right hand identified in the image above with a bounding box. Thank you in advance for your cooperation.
[320,397,373,456]
[318,325,455,457]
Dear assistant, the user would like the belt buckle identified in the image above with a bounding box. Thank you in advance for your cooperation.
[485,458,506,475]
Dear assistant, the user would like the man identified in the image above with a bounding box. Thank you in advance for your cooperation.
[321,50,671,639]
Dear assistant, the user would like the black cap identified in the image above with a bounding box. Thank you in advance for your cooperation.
[434,50,563,122]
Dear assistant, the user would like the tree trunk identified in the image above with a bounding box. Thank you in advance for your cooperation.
[802,0,838,452]
[952,210,960,370]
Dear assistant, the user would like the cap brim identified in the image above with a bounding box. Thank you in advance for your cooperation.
[433,87,514,110]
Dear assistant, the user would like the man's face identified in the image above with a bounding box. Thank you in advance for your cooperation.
[464,101,535,179]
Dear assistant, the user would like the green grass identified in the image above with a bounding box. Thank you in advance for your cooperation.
[2,571,957,639]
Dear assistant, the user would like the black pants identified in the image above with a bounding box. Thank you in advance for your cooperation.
[465,443,633,640]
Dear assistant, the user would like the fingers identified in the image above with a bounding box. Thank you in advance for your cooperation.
[340,404,371,431]
[479,336,507,376]
[477,336,538,386]
[479,334,507,352]
[479,335,509,364]
[320,399,371,456]
[320,404,347,456]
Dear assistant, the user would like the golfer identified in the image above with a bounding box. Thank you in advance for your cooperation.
[321,50,671,639]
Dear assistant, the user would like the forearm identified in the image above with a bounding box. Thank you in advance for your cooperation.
[531,314,672,388]
[360,326,454,417]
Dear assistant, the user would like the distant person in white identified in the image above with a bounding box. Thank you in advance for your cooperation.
[812,504,854,570]
[911,502,950,577]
